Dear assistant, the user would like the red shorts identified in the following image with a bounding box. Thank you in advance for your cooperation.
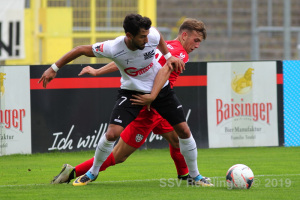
[120,106,174,148]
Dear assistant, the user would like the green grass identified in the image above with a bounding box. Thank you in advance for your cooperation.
[0,147,299,200]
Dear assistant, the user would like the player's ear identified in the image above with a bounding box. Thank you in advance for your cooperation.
[126,32,134,40]
[181,31,188,41]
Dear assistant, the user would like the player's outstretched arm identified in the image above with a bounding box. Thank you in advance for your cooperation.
[78,62,118,77]
[38,45,94,88]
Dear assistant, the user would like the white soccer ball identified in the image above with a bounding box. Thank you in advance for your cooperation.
[226,164,254,189]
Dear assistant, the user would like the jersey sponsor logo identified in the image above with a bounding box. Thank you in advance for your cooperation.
[95,43,104,52]
[143,49,155,60]
[167,44,174,49]
[135,134,144,143]
[178,52,186,60]
[124,62,154,76]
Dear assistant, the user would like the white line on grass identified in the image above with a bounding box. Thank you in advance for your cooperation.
[1,174,299,188]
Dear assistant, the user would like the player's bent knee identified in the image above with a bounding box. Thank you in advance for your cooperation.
[173,122,191,139]
[105,131,121,141]
[105,124,124,141]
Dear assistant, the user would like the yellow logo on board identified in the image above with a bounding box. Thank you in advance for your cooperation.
[0,73,6,96]
[231,68,254,94]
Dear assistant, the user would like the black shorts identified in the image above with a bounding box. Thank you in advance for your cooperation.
[151,84,186,126]
[109,89,144,128]
[109,84,186,128]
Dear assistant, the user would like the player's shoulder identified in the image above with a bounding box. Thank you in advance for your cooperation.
[106,36,126,48]
[147,27,160,45]
[166,40,189,62]
[104,36,127,54]
[149,27,160,35]
[166,40,184,50]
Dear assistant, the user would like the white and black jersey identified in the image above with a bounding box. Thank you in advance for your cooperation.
[91,28,184,128]
[92,27,169,93]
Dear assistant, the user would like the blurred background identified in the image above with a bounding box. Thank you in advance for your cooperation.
[2,0,300,65]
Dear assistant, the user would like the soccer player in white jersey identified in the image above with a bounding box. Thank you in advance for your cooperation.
[50,18,213,187]
[39,14,205,186]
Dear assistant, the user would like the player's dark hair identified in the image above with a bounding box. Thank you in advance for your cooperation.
[123,14,152,36]
[179,18,207,40]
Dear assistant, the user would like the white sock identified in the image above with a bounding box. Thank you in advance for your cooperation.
[178,134,200,178]
[89,133,115,175]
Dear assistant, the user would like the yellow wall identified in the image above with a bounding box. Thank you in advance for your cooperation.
[5,0,157,65]
[138,0,157,27]
[39,8,73,64]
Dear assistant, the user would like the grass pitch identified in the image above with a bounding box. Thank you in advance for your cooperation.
[0,147,299,200]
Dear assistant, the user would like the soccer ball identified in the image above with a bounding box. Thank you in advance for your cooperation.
[226,164,254,189]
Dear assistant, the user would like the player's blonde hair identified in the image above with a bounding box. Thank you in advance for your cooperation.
[178,18,207,40]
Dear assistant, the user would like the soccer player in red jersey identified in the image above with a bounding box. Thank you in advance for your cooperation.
[50,18,212,186]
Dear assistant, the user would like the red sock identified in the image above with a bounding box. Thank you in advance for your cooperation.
[99,153,116,171]
[74,153,116,177]
[169,144,189,176]
[75,157,94,177]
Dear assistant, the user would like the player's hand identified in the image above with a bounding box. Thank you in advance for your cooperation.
[130,94,154,111]
[38,67,57,88]
[165,56,185,73]
[78,66,97,76]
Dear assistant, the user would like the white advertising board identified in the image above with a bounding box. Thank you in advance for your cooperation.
[0,65,31,155]
[0,0,25,60]
[207,61,278,148]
